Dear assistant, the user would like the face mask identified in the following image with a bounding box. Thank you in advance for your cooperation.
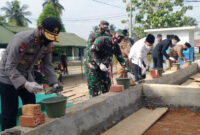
[113,37,119,43]
[145,44,151,49]
[172,42,177,46]
[40,34,51,46]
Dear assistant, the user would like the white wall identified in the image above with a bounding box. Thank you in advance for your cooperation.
[148,30,195,46]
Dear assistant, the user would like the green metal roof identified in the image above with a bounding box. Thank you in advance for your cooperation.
[54,32,87,47]
[0,25,14,44]
[0,25,86,47]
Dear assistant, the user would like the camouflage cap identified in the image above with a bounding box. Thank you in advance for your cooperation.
[100,20,109,26]
[117,29,125,37]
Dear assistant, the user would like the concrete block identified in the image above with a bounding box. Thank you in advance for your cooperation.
[143,84,200,107]
[110,85,124,92]
[19,115,40,127]
[22,104,41,116]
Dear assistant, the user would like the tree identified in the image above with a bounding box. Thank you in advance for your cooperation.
[123,0,197,38]
[0,15,6,25]
[42,0,64,15]
[1,0,31,27]
[37,3,65,32]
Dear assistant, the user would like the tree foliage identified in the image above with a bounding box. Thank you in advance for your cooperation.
[37,3,65,32]
[0,15,6,25]
[123,0,197,38]
[1,0,31,27]
[42,0,64,15]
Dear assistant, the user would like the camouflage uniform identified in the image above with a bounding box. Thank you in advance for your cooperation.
[86,30,111,51]
[84,36,126,96]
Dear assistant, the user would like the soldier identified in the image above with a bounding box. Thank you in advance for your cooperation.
[84,31,128,97]
[0,17,62,130]
[87,20,111,49]
[166,42,191,69]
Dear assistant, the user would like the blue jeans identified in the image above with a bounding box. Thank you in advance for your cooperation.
[0,82,35,131]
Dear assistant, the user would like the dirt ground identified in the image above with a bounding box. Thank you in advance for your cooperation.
[61,71,119,104]
[144,109,200,135]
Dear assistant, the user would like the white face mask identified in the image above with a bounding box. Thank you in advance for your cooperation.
[172,41,177,46]
[145,44,151,49]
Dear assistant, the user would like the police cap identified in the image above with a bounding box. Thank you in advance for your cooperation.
[42,17,61,42]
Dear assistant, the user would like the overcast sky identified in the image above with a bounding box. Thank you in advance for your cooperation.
[0,0,199,40]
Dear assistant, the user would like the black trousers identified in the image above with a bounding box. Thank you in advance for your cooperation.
[0,82,35,131]
[153,55,163,70]
[132,63,146,81]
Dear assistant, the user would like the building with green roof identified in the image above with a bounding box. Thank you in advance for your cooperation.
[0,25,87,61]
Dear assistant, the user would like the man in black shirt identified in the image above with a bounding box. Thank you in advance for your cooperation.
[152,35,180,76]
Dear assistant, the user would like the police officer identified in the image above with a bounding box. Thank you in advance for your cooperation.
[152,35,180,76]
[84,31,128,97]
[0,17,62,130]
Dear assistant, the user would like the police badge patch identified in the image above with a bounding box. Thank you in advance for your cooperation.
[19,42,28,54]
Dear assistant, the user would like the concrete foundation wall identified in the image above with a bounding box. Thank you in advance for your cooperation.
[6,62,200,135]
[18,85,143,135]
[143,84,200,108]
[145,63,199,85]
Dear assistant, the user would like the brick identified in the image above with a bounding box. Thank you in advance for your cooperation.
[110,85,124,92]
[19,115,40,127]
[38,113,45,124]
[22,104,41,116]
[184,63,190,68]
[149,69,159,78]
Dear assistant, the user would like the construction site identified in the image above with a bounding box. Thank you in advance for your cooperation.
[1,60,198,135]
[0,0,200,134]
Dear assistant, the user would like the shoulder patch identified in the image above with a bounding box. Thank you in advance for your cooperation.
[19,42,28,54]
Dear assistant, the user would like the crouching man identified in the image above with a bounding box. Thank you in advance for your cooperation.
[166,42,191,69]
[84,31,129,97]
[129,34,155,82]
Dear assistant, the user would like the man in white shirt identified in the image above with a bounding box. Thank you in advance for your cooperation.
[129,34,155,81]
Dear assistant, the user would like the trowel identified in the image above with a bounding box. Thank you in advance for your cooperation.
[43,84,64,96]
